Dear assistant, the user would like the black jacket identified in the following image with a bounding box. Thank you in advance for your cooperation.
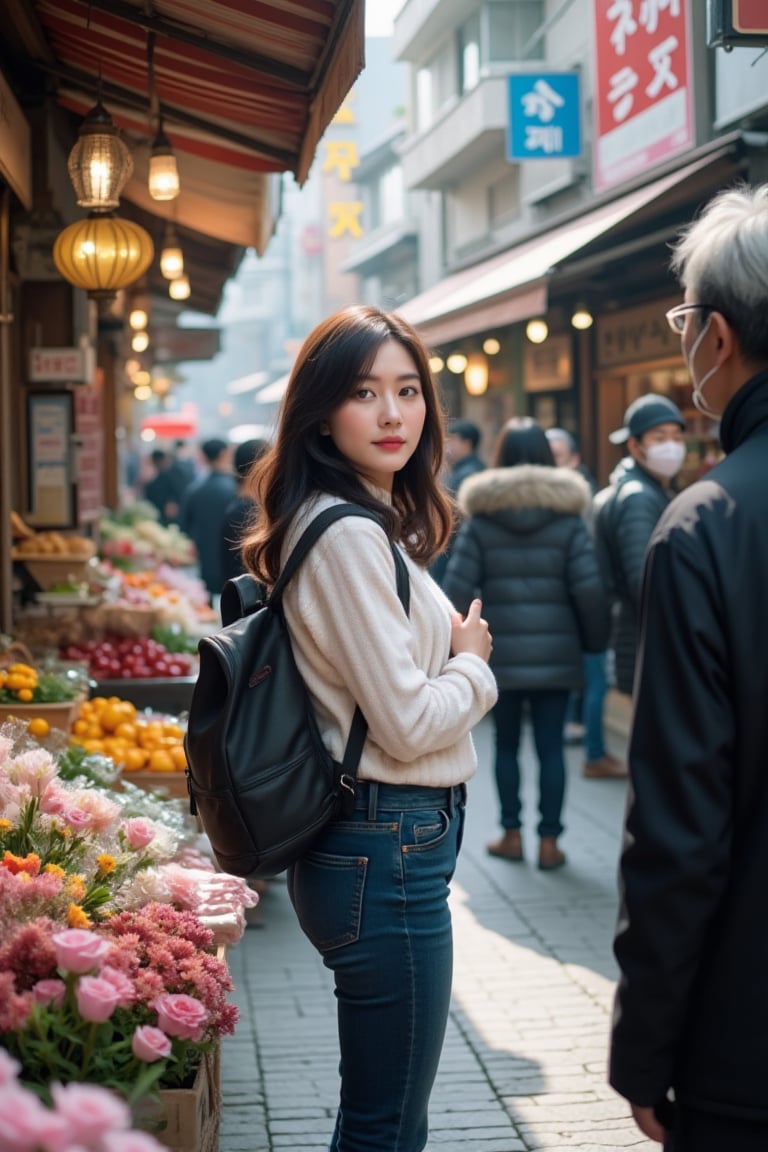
[610,370,768,1119]
[593,457,675,694]
[442,465,609,691]
[180,471,237,596]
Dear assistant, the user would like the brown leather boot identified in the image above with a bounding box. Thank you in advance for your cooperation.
[538,837,566,871]
[487,829,523,862]
[583,755,628,779]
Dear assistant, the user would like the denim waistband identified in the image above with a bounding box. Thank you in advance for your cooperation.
[352,780,466,819]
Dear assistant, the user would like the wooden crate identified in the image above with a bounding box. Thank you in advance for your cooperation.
[135,1046,221,1152]
[0,696,83,733]
[118,769,189,801]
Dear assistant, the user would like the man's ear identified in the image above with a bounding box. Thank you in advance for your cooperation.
[710,311,735,365]
[625,436,642,463]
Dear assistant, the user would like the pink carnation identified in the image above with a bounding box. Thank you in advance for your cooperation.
[7,748,58,794]
[153,992,208,1041]
[132,1025,172,1062]
[63,806,93,832]
[52,928,109,974]
[39,778,69,816]
[0,1083,69,1151]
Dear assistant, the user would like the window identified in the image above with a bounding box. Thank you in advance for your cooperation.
[414,40,456,131]
[458,12,481,94]
[487,0,544,63]
[380,166,404,226]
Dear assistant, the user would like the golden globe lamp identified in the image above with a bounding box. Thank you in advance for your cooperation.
[53,214,154,300]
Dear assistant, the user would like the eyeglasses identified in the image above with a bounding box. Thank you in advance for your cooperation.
[665,302,714,334]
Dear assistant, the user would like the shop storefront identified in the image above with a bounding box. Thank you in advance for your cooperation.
[593,297,719,487]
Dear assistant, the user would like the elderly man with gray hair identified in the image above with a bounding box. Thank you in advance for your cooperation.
[610,184,768,1150]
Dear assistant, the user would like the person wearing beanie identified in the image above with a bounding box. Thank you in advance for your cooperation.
[592,393,686,713]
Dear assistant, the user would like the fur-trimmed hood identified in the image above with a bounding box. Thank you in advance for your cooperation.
[457,464,591,518]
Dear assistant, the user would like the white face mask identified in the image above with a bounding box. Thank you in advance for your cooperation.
[643,440,686,479]
[687,315,720,418]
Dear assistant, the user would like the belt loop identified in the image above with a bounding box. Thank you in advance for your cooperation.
[447,786,455,819]
[367,781,379,820]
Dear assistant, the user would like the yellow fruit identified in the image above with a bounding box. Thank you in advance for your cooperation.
[17,689,34,703]
[114,721,138,743]
[170,744,188,771]
[72,719,89,736]
[123,747,148,772]
[27,718,50,738]
[148,749,175,772]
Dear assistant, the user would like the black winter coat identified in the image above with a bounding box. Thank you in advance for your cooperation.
[593,458,674,694]
[442,465,609,691]
[610,370,768,1120]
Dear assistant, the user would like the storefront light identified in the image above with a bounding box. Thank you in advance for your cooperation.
[131,330,150,353]
[148,121,180,201]
[134,384,152,401]
[129,306,148,331]
[446,353,468,374]
[169,274,191,301]
[464,353,489,396]
[483,337,501,355]
[428,355,444,373]
[160,222,184,279]
[525,319,549,344]
[571,304,594,331]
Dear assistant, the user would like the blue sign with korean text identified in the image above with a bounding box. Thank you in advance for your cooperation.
[508,72,581,160]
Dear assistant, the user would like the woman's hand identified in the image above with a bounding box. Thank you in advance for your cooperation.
[450,599,492,662]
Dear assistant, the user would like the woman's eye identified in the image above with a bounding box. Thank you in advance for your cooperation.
[355,387,373,399]
[400,385,419,397]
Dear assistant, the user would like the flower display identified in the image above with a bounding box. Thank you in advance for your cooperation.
[0,914,237,1097]
[0,1047,168,1151]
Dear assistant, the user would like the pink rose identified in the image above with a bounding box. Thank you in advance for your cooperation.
[100,1132,168,1152]
[153,992,208,1041]
[0,1047,20,1085]
[99,966,135,1009]
[75,976,121,1023]
[51,1081,130,1142]
[120,817,157,851]
[33,978,67,1007]
[52,929,109,974]
[0,1083,69,1152]
[63,806,93,832]
[132,1025,172,1063]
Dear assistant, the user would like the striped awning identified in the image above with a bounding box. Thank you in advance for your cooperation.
[5,0,365,251]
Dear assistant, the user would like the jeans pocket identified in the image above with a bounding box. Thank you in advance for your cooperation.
[402,809,451,854]
[289,850,367,953]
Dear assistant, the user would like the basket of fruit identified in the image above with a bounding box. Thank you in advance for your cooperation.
[0,659,85,732]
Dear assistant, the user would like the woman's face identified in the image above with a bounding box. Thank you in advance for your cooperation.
[321,338,427,493]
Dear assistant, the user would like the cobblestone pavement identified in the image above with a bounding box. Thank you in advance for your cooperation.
[220,714,655,1151]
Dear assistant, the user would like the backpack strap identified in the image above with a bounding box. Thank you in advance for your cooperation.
[220,573,266,626]
[270,501,411,815]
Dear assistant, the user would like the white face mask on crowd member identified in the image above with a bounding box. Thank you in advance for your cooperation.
[643,439,687,479]
[686,315,722,419]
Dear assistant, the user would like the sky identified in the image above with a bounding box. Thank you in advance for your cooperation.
[365,0,405,37]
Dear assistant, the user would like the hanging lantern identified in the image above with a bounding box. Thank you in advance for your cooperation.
[148,120,180,201]
[464,353,489,396]
[67,102,134,211]
[53,214,154,300]
[160,222,184,279]
[169,273,191,301]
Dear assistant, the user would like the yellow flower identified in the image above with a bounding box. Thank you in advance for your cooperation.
[96,854,117,875]
[64,875,87,902]
[0,818,12,832]
[67,904,91,929]
[44,863,66,879]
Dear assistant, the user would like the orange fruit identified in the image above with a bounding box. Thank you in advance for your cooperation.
[123,747,148,772]
[114,722,138,742]
[170,744,187,771]
[27,718,50,738]
[148,749,175,773]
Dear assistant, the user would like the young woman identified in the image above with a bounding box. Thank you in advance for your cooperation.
[241,306,497,1152]
[442,418,609,871]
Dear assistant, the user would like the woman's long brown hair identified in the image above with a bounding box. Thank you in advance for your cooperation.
[241,306,453,585]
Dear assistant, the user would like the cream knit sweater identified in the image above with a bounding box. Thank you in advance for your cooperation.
[281,493,498,787]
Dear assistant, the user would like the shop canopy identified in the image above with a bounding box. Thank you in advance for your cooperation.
[0,0,365,300]
[397,143,743,347]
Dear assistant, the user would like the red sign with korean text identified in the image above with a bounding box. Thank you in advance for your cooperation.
[592,1,694,193]
[733,0,768,33]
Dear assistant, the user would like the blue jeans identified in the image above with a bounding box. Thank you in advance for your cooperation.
[582,651,608,761]
[288,781,466,1152]
[493,689,569,838]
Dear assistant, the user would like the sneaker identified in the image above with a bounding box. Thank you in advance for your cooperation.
[583,755,628,779]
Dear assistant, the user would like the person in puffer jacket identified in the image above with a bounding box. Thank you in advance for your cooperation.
[442,418,609,870]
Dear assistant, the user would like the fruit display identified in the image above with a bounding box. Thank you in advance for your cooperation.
[98,502,195,568]
[70,695,188,775]
[59,634,195,680]
[12,530,96,557]
[0,661,81,705]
